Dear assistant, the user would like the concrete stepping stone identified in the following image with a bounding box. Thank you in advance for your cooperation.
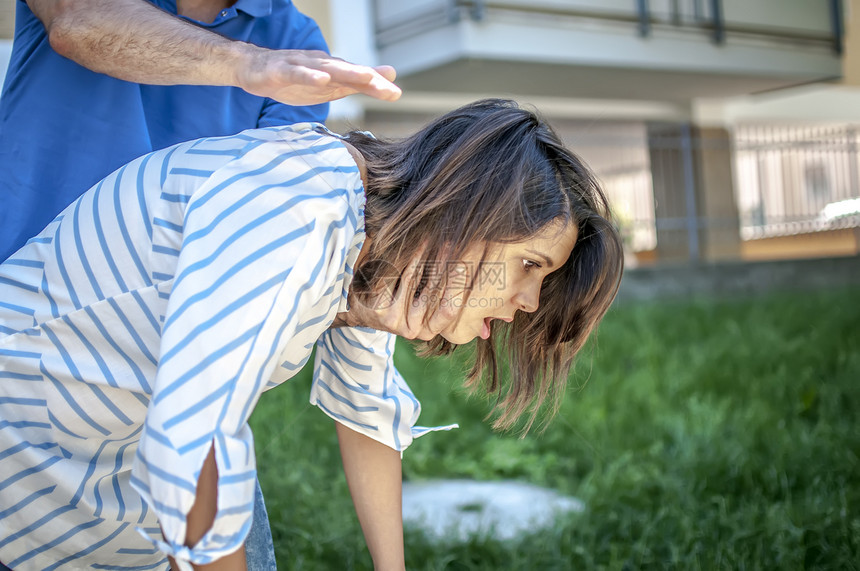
[402,479,584,542]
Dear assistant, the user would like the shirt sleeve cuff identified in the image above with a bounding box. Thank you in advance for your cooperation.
[310,327,457,451]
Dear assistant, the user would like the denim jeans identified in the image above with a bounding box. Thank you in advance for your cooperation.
[0,479,276,570]
[245,477,278,570]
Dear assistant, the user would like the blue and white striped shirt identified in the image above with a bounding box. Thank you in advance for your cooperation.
[0,124,450,569]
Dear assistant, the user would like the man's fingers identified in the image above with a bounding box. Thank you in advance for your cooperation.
[373,65,397,83]
[314,57,401,100]
[316,57,375,82]
[289,66,331,86]
[241,48,402,104]
[316,57,396,86]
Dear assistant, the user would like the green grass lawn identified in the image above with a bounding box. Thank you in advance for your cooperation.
[250,287,860,570]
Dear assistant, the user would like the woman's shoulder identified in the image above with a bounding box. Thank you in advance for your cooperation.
[268,123,369,203]
[183,124,367,215]
[214,123,363,177]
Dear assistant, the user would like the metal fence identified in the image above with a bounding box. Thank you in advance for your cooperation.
[734,124,860,240]
[564,122,860,260]
[558,123,658,254]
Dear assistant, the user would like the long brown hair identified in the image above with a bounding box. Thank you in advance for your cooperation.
[345,99,623,431]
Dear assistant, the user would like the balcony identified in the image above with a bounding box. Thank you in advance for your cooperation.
[372,0,843,103]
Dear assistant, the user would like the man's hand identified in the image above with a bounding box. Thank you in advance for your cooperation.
[237,48,401,106]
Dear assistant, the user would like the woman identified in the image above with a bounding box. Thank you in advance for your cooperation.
[0,100,622,570]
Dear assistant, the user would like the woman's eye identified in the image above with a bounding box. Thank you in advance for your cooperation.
[522,259,541,272]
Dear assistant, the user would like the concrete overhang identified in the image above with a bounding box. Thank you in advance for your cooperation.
[377,8,842,103]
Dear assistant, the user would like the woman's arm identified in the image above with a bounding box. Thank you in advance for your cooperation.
[336,422,406,571]
[166,446,248,571]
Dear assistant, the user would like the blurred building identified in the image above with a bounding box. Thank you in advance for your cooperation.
[1,0,857,266]
[0,0,12,79]
[297,0,860,266]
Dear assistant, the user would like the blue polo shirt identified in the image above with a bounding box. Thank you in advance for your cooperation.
[0,0,329,261]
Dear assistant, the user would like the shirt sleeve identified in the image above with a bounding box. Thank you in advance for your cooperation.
[129,137,358,566]
[311,327,459,452]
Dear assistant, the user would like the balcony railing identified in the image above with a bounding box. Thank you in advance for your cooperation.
[373,0,841,53]
[550,122,860,258]
[734,125,860,240]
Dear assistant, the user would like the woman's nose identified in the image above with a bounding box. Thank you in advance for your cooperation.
[513,281,540,313]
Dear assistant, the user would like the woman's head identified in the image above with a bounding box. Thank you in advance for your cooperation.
[346,99,623,431]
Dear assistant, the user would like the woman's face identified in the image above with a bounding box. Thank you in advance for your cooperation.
[433,220,578,344]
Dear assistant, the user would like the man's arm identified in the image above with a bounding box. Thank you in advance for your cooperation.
[27,0,401,105]
[336,422,406,571]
